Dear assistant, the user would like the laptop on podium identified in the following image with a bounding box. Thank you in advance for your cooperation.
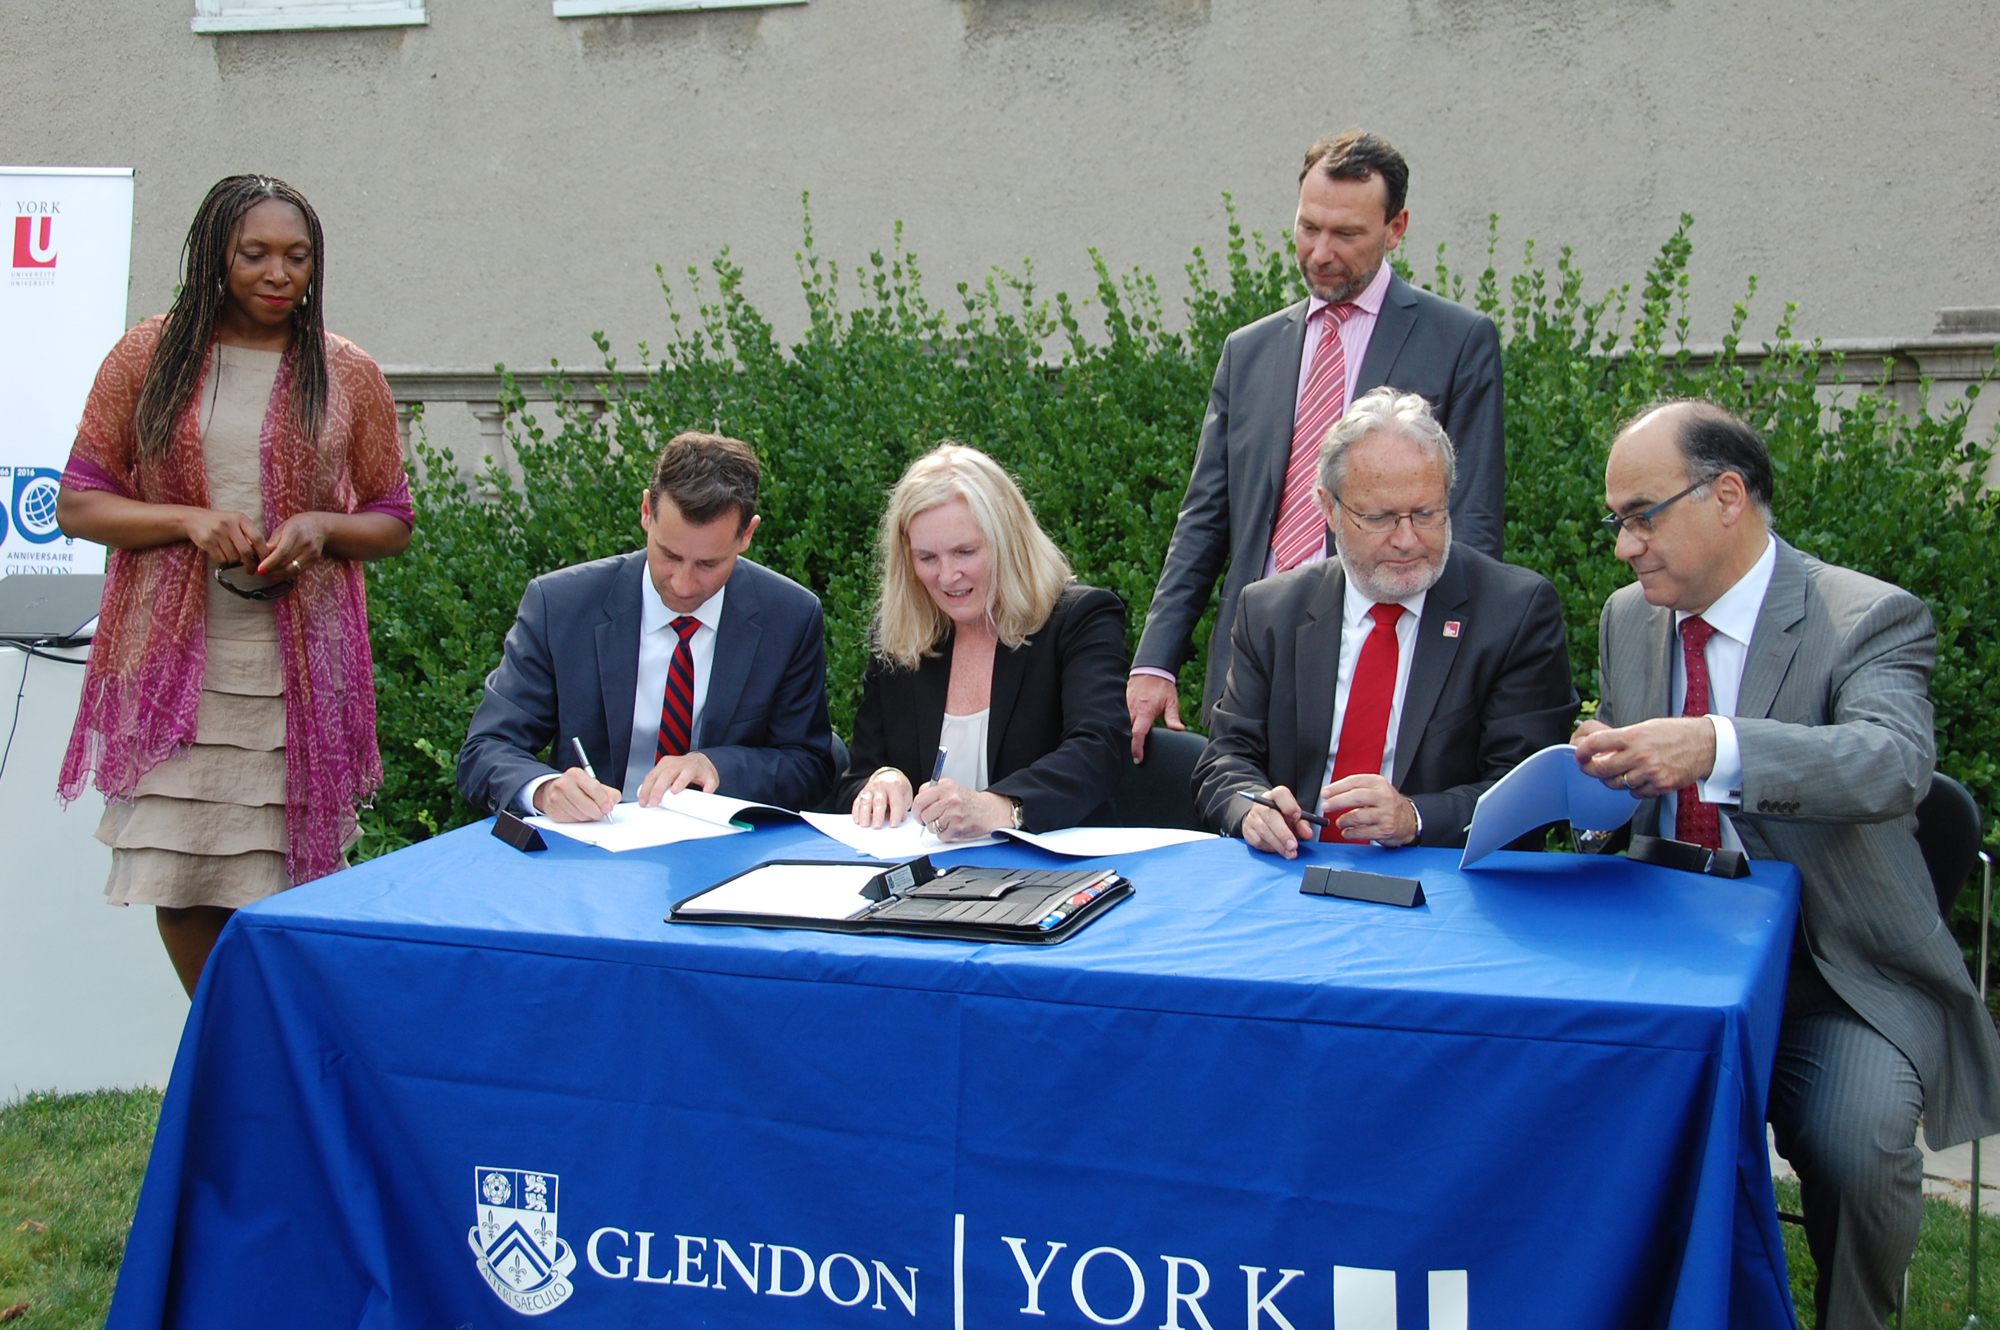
[0,574,104,646]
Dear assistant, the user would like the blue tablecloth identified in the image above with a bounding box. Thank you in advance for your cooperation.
[109,821,1799,1329]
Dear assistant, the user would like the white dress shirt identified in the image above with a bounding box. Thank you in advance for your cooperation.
[622,579,726,799]
[1663,535,1778,849]
[1317,574,1428,811]
[516,575,727,812]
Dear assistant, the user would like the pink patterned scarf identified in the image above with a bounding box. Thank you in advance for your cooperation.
[59,316,413,886]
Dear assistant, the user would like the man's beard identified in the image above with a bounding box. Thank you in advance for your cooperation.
[1301,258,1381,305]
[1335,527,1451,601]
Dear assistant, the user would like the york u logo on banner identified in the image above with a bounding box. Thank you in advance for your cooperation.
[13,203,58,286]
[471,1167,577,1316]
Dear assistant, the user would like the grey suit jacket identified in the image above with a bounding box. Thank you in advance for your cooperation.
[1193,545,1576,847]
[1134,274,1506,717]
[1596,538,2000,1148]
[457,552,836,815]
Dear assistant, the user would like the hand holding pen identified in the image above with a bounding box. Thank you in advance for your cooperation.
[531,736,619,824]
[1237,787,1325,860]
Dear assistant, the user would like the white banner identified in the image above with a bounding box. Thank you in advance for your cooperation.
[0,167,134,576]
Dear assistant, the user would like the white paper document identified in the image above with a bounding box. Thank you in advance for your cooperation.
[525,800,744,852]
[677,862,886,921]
[1459,743,1640,869]
[799,811,1002,859]
[998,825,1217,858]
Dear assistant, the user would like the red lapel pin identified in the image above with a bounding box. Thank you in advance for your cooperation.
[1443,621,1461,638]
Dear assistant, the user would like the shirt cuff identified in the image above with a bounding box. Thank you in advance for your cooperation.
[1698,715,1742,806]
[1130,666,1177,683]
[517,772,560,815]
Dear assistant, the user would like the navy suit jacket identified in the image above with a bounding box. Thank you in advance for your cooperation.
[457,552,836,814]
[1135,274,1506,717]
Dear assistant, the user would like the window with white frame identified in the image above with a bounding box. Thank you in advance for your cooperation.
[552,0,803,16]
[192,0,426,33]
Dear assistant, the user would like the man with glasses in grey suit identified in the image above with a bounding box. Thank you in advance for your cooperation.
[1575,400,2000,1329]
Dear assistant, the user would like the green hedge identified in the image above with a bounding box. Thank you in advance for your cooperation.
[359,203,2000,879]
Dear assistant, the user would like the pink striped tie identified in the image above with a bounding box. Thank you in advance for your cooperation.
[1270,302,1360,572]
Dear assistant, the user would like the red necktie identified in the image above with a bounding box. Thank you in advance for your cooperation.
[655,615,702,760]
[1321,602,1403,842]
[1675,616,1721,849]
[1270,303,1359,573]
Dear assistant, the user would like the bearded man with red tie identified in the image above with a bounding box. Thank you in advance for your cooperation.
[1129,130,1506,761]
[458,431,835,820]
[1192,388,1575,853]
[1575,400,2000,1330]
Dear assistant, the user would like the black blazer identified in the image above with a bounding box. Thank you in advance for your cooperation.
[1193,545,1577,847]
[835,584,1132,831]
[457,552,836,814]
[1134,274,1506,717]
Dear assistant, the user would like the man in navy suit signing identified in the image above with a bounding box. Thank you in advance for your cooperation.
[458,431,835,819]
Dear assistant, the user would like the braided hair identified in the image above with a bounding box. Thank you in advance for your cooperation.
[133,175,327,460]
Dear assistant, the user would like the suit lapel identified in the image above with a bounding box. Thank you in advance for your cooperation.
[596,553,647,782]
[1293,563,1347,793]
[1392,552,1468,787]
[1248,301,1315,542]
[987,625,1031,775]
[699,565,763,747]
[1354,274,1419,394]
[1736,540,1807,721]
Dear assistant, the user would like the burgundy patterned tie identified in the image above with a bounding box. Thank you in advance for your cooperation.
[655,615,702,760]
[1270,302,1360,572]
[1675,616,1721,849]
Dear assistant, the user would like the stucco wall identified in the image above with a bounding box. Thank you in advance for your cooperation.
[4,0,1996,373]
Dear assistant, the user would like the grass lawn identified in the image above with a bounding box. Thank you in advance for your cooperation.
[0,1089,160,1329]
[5,1089,2000,1327]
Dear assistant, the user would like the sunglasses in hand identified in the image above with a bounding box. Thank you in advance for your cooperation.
[214,560,297,601]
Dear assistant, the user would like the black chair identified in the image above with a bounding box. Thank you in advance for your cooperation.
[1914,771,1984,919]
[808,733,852,814]
[1116,729,1209,831]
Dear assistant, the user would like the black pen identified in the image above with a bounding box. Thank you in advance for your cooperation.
[930,746,949,785]
[1238,790,1329,829]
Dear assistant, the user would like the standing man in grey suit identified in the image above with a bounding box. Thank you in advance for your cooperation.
[1128,129,1506,759]
[1193,388,1574,853]
[458,431,835,819]
[1575,401,2000,1329]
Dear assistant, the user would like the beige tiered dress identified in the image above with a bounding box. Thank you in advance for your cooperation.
[96,345,291,907]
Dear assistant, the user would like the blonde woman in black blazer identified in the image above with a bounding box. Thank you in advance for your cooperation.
[837,444,1130,840]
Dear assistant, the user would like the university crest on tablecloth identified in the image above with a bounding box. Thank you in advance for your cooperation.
[468,1166,577,1315]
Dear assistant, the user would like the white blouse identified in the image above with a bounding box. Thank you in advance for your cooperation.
[937,710,991,792]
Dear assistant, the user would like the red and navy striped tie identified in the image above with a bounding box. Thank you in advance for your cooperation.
[656,615,702,760]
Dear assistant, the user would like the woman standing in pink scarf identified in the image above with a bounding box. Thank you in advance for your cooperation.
[55,175,413,997]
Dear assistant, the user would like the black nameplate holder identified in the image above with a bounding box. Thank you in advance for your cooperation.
[1627,833,1750,879]
[1300,865,1426,909]
[491,809,548,853]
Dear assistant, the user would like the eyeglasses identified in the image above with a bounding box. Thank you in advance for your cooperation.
[214,561,295,601]
[1600,480,1709,538]
[1335,498,1450,534]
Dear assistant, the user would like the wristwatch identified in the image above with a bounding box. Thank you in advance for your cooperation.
[1008,797,1025,830]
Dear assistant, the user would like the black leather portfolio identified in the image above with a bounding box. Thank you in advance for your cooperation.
[669,856,1131,945]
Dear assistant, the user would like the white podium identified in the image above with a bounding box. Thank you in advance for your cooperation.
[0,643,189,1095]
